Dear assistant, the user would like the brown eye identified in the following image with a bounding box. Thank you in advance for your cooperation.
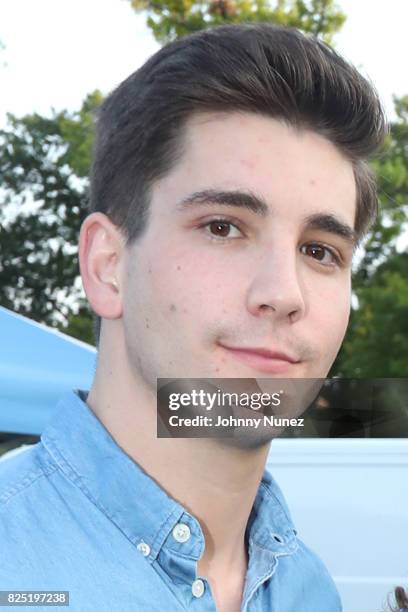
[301,243,339,266]
[304,244,325,260]
[203,219,243,240]
[209,221,231,237]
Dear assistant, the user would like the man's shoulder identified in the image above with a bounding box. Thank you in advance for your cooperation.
[294,536,337,579]
[0,442,56,509]
[0,443,60,581]
[0,444,172,607]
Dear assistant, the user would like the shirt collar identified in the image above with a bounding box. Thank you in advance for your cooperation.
[41,389,297,563]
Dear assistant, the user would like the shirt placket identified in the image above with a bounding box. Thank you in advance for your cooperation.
[155,512,218,611]
[241,543,278,612]
[241,529,298,612]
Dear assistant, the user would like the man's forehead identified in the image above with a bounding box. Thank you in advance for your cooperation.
[184,110,314,145]
[181,111,355,183]
[156,111,356,228]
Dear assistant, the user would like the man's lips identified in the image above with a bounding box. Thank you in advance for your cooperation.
[219,344,300,374]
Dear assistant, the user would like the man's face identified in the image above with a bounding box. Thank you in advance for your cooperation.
[120,112,356,389]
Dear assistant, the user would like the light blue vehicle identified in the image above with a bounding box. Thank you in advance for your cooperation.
[1,306,406,612]
[0,306,96,435]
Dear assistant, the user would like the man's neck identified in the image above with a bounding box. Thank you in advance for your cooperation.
[86,362,271,587]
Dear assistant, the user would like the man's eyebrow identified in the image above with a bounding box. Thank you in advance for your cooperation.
[303,213,358,246]
[176,189,269,216]
[177,190,358,245]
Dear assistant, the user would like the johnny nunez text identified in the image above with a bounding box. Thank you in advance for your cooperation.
[168,415,305,428]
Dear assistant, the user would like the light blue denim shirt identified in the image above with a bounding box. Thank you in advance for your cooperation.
[0,390,342,611]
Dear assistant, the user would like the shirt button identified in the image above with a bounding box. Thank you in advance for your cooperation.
[172,523,191,543]
[136,542,150,557]
[192,579,205,598]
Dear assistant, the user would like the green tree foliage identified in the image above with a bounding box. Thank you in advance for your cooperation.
[0,92,102,344]
[355,97,408,281]
[332,96,408,377]
[129,0,346,44]
[334,252,408,377]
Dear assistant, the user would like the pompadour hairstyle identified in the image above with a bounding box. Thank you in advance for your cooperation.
[88,23,388,345]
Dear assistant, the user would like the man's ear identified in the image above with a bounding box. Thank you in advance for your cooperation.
[78,212,124,320]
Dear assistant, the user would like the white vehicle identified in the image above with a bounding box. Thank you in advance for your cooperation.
[269,438,408,612]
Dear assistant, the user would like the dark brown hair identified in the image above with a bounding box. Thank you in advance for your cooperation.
[395,586,408,608]
[88,23,387,344]
[387,585,408,611]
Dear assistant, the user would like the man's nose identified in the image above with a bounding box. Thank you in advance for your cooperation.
[245,245,306,322]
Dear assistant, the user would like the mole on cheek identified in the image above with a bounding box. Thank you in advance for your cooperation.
[169,304,177,312]
[177,265,181,271]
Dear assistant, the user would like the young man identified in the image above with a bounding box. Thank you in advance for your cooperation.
[0,23,386,611]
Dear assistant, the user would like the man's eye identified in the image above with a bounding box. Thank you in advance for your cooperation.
[203,219,243,239]
[301,243,340,266]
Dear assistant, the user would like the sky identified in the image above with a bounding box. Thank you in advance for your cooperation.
[0,0,407,126]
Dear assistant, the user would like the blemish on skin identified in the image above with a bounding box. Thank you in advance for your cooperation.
[177,265,181,271]
[169,304,177,312]
[240,158,256,170]
[148,267,152,274]
[215,367,220,373]
[182,308,188,314]
[309,179,316,186]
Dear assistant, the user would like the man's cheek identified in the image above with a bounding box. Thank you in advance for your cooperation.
[327,311,350,358]
[311,296,349,346]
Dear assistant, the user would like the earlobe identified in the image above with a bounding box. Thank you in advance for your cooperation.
[78,212,123,320]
